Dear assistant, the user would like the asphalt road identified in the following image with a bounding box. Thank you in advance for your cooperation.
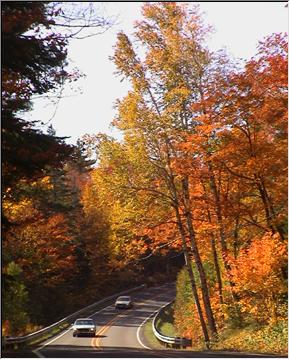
[34,283,177,357]
[31,283,281,358]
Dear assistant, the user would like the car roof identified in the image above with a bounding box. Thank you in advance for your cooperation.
[117,296,131,300]
[75,318,94,321]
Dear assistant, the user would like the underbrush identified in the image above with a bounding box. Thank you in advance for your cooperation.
[211,320,288,355]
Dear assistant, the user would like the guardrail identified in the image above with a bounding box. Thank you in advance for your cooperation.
[3,284,145,349]
[152,301,192,349]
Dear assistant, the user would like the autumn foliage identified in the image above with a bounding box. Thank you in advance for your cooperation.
[104,2,287,351]
[2,2,287,354]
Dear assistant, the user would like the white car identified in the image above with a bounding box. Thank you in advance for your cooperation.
[115,295,133,309]
[72,318,96,337]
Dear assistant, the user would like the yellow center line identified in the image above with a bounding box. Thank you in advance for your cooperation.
[91,317,116,349]
[90,297,179,356]
[91,310,130,350]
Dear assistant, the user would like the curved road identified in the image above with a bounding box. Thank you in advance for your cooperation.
[33,283,278,358]
[34,283,176,357]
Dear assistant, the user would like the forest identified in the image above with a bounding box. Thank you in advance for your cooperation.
[2,2,287,354]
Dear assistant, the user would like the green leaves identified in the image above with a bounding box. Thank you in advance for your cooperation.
[3,262,29,336]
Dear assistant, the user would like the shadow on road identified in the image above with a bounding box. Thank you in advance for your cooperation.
[4,344,283,358]
[73,334,107,338]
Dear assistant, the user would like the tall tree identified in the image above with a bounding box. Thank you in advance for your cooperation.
[217,33,287,240]
[1,1,115,334]
[2,1,74,192]
[111,2,224,341]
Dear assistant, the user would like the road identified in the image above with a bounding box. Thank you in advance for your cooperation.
[34,283,176,357]
[32,283,279,358]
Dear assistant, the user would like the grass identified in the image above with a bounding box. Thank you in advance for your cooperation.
[27,322,70,346]
[143,319,164,349]
[155,303,176,337]
[211,321,288,356]
[141,303,178,350]
[143,302,288,356]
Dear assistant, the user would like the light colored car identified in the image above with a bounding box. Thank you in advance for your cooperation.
[115,295,133,309]
[72,318,96,337]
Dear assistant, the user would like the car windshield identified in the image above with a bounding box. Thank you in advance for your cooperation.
[117,296,131,301]
[75,319,94,325]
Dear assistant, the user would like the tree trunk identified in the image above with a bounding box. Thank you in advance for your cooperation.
[200,180,225,306]
[174,206,210,347]
[255,174,284,240]
[233,217,240,259]
[210,235,224,305]
[207,161,228,259]
[181,177,217,336]
[206,166,242,317]
[164,148,214,343]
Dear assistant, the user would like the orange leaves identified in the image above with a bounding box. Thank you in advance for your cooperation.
[4,205,77,286]
[229,233,287,323]
[2,320,10,337]
[140,219,182,251]
[130,238,149,255]
[106,3,288,339]
[230,233,287,288]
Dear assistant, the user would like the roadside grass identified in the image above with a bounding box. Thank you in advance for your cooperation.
[142,303,177,350]
[143,302,287,356]
[27,322,71,346]
[155,303,176,337]
[143,319,164,349]
[211,321,288,356]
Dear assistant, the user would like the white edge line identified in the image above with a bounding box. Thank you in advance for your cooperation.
[33,286,174,357]
[32,303,114,358]
[32,349,45,358]
[32,327,72,358]
[136,310,157,350]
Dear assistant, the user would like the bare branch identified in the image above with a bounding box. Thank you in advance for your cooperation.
[48,2,117,40]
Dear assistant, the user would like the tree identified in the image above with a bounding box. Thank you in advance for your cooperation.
[172,32,288,333]
[2,1,74,192]
[2,262,29,336]
[110,4,287,344]
[230,233,287,325]
[216,33,287,240]
[2,1,114,192]
[111,2,224,342]
[2,2,114,330]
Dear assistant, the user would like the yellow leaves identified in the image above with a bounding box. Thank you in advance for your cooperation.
[116,91,153,132]
[3,198,38,222]
[39,176,53,189]
[30,175,54,190]
[212,322,288,355]
[165,86,191,103]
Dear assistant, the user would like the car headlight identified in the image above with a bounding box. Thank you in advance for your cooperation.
[90,328,95,331]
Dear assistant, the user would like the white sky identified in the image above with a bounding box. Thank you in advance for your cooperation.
[25,2,288,144]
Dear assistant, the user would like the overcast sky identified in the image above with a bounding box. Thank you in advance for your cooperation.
[25,2,288,144]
